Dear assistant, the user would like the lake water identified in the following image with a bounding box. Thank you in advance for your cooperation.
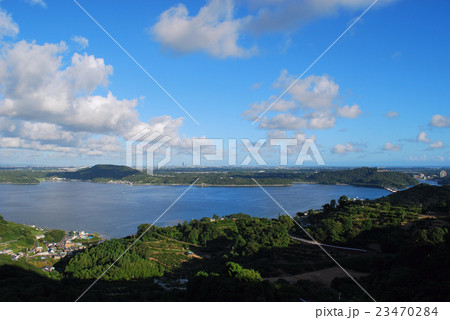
[0,181,390,238]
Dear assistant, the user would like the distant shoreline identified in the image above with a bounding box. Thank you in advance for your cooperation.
[0,179,395,190]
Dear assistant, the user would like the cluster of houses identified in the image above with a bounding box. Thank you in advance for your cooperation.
[1,229,100,272]
[70,230,94,240]
[0,250,25,261]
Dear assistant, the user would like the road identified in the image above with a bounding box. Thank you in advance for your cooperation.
[290,235,367,252]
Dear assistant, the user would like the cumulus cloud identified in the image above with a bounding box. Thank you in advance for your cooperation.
[332,142,362,154]
[306,111,336,129]
[430,114,450,128]
[0,8,19,39]
[384,110,399,118]
[274,71,339,110]
[150,0,398,58]
[0,7,200,163]
[259,113,306,130]
[71,35,89,49]
[0,37,144,158]
[382,142,401,151]
[150,0,255,58]
[243,70,362,132]
[417,131,430,143]
[416,131,444,151]
[0,40,141,135]
[242,97,296,121]
[337,104,362,118]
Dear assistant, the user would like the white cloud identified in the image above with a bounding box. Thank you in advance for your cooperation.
[243,71,359,131]
[337,104,362,118]
[417,131,430,143]
[0,10,200,162]
[259,113,306,130]
[416,131,445,150]
[275,71,339,109]
[71,35,89,49]
[150,0,255,58]
[0,38,145,159]
[0,40,141,135]
[430,114,450,128]
[332,142,362,154]
[384,110,399,118]
[151,0,398,58]
[0,8,19,39]
[382,142,401,151]
[429,141,444,149]
[307,111,336,129]
[26,0,47,8]
[242,97,297,121]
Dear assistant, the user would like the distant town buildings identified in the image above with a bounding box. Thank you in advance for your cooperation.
[1,227,101,272]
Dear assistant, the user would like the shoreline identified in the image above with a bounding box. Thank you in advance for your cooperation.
[0,179,403,189]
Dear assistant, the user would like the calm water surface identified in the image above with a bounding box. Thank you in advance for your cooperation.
[0,182,390,238]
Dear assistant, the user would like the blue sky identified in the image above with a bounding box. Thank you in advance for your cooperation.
[0,0,448,167]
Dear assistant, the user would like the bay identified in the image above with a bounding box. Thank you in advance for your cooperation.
[0,181,390,238]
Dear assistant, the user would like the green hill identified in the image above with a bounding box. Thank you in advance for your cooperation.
[0,215,37,251]
[54,164,152,183]
[305,167,418,188]
[0,171,39,184]
[375,184,450,212]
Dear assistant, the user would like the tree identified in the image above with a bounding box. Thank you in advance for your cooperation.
[188,228,200,244]
[330,199,337,209]
[226,262,262,282]
[278,214,294,231]
[338,196,349,208]
[428,227,447,244]
[45,229,65,243]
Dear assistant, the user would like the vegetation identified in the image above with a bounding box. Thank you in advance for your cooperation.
[1,184,450,301]
[48,165,418,189]
[0,215,37,251]
[44,229,66,243]
[0,170,39,184]
[303,167,418,188]
[52,164,152,183]
[302,196,420,244]
[374,184,450,212]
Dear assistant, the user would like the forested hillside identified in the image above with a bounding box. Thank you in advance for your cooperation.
[304,167,417,188]
[375,184,450,212]
[1,185,449,301]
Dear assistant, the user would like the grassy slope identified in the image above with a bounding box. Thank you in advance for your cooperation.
[0,216,41,252]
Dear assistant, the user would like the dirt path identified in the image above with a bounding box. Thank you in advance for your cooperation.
[264,267,369,287]
[0,239,18,246]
